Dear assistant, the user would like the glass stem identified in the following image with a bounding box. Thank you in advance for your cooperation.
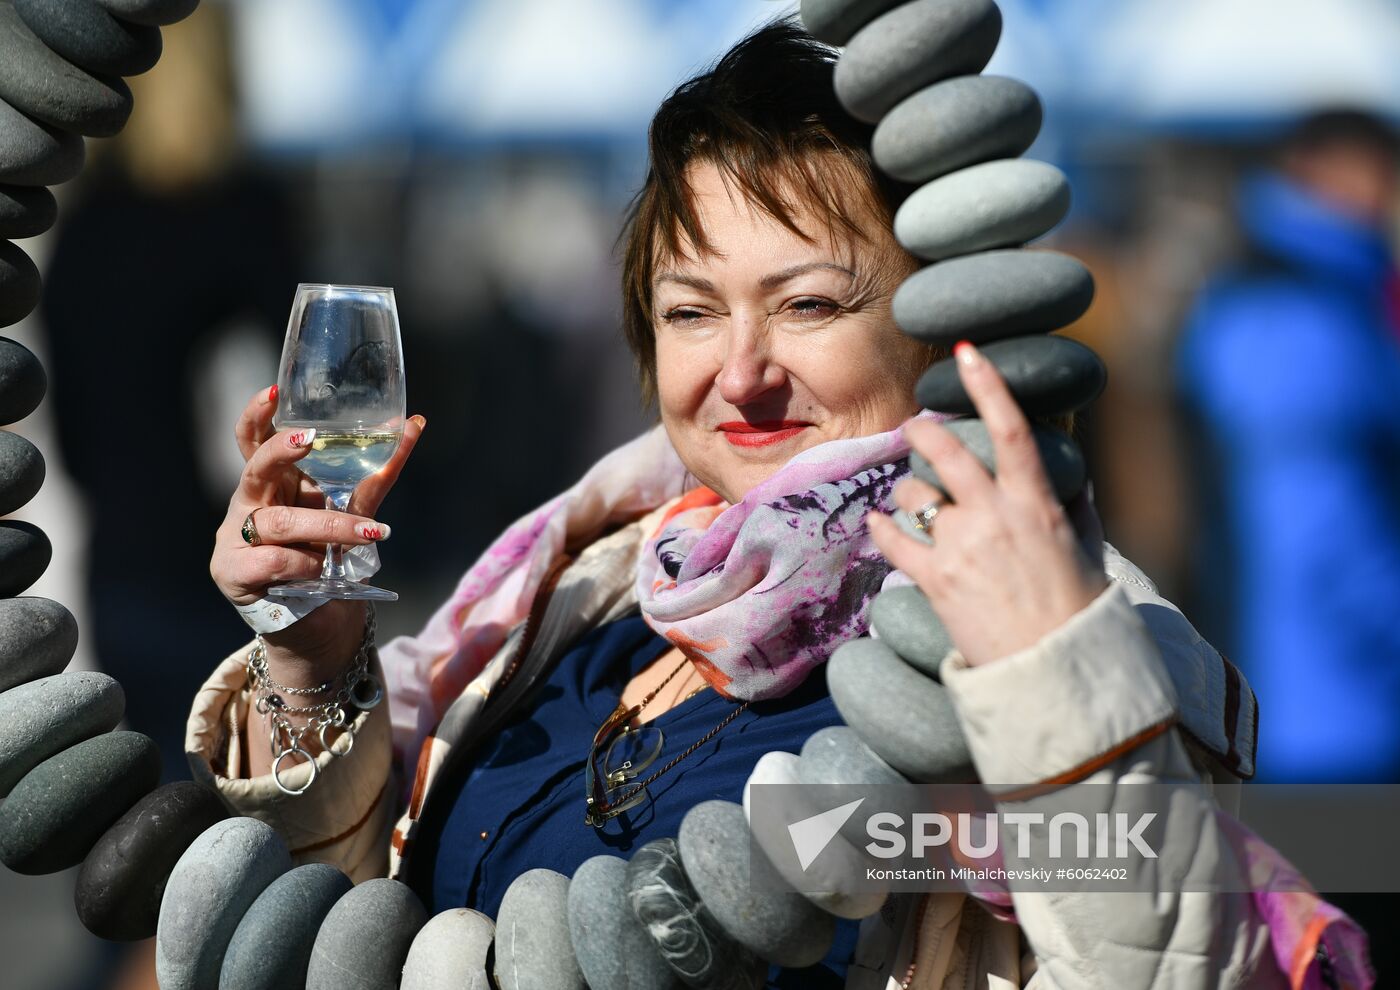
[320,488,354,584]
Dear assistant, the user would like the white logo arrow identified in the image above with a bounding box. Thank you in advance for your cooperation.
[788,798,865,870]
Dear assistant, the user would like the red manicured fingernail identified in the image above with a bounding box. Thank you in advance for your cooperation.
[356,522,390,540]
[288,428,316,448]
[954,341,979,367]
[268,384,279,403]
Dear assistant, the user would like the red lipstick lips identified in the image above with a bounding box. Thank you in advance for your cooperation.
[716,420,811,448]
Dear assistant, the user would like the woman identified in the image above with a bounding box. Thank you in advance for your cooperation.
[193,22,1361,989]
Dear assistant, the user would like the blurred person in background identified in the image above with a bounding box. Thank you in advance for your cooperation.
[42,3,298,779]
[1177,110,1400,784]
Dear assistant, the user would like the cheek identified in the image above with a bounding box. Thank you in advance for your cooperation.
[654,335,721,442]
[796,321,923,414]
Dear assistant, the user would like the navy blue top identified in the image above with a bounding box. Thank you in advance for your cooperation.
[430,612,858,987]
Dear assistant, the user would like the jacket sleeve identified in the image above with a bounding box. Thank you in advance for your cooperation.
[939,583,1283,989]
[185,641,396,884]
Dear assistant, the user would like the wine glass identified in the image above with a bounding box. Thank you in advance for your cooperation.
[268,283,405,601]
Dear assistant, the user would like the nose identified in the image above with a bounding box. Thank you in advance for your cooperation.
[715,313,786,406]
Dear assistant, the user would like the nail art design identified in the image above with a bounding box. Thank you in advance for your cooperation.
[356,523,391,541]
[288,428,316,448]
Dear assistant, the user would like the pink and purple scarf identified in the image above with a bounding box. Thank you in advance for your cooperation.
[381,416,932,759]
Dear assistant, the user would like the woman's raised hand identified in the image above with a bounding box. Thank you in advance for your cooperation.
[210,386,425,666]
[868,342,1108,668]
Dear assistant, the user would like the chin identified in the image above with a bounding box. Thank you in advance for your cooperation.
[713,437,822,502]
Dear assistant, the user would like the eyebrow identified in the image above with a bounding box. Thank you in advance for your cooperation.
[758,262,856,290]
[653,262,857,294]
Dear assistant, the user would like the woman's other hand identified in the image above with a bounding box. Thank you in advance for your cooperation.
[869,342,1108,668]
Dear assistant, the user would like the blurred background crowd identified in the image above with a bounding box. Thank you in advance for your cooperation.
[3,0,1399,986]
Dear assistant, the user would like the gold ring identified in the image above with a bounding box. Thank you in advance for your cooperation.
[241,510,263,547]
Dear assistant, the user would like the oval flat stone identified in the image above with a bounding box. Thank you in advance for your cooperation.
[222,863,353,990]
[0,336,45,424]
[873,75,1041,184]
[800,0,903,44]
[0,1,132,137]
[93,0,197,27]
[0,597,77,692]
[798,726,906,787]
[679,800,836,968]
[917,334,1107,417]
[869,586,951,677]
[626,838,766,990]
[0,96,84,186]
[306,878,428,990]
[0,730,160,873]
[75,781,229,941]
[893,250,1094,345]
[156,817,291,990]
[0,240,41,327]
[0,670,123,796]
[15,0,162,76]
[0,184,56,238]
[834,0,1002,124]
[895,159,1070,262]
[402,908,495,990]
[0,431,44,514]
[910,417,1087,503]
[743,751,887,921]
[827,637,973,782]
[494,869,585,990]
[568,856,679,990]
[0,519,50,595]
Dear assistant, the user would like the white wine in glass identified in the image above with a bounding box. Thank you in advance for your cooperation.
[269,283,405,601]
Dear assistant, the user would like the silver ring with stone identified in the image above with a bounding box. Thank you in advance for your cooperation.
[910,500,943,533]
[273,745,318,796]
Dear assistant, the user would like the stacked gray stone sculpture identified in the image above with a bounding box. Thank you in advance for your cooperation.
[156,817,293,990]
[306,877,429,990]
[744,750,888,921]
[494,868,587,990]
[567,855,679,990]
[0,0,232,962]
[625,837,767,990]
[678,800,836,967]
[223,863,354,990]
[402,907,497,990]
[74,780,229,940]
[792,0,1110,832]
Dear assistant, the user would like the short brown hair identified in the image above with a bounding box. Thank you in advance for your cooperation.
[619,18,920,407]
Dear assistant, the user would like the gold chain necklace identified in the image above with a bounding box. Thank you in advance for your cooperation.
[584,656,748,827]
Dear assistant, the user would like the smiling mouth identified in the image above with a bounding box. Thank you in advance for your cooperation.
[715,420,812,448]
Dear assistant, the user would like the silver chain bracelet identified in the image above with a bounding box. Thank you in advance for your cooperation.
[246,605,385,796]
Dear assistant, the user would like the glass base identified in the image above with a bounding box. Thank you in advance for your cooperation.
[268,579,399,602]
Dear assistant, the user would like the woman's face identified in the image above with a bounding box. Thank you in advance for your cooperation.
[654,161,925,504]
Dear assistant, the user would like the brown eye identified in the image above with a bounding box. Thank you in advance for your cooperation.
[661,308,706,324]
[790,297,840,319]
